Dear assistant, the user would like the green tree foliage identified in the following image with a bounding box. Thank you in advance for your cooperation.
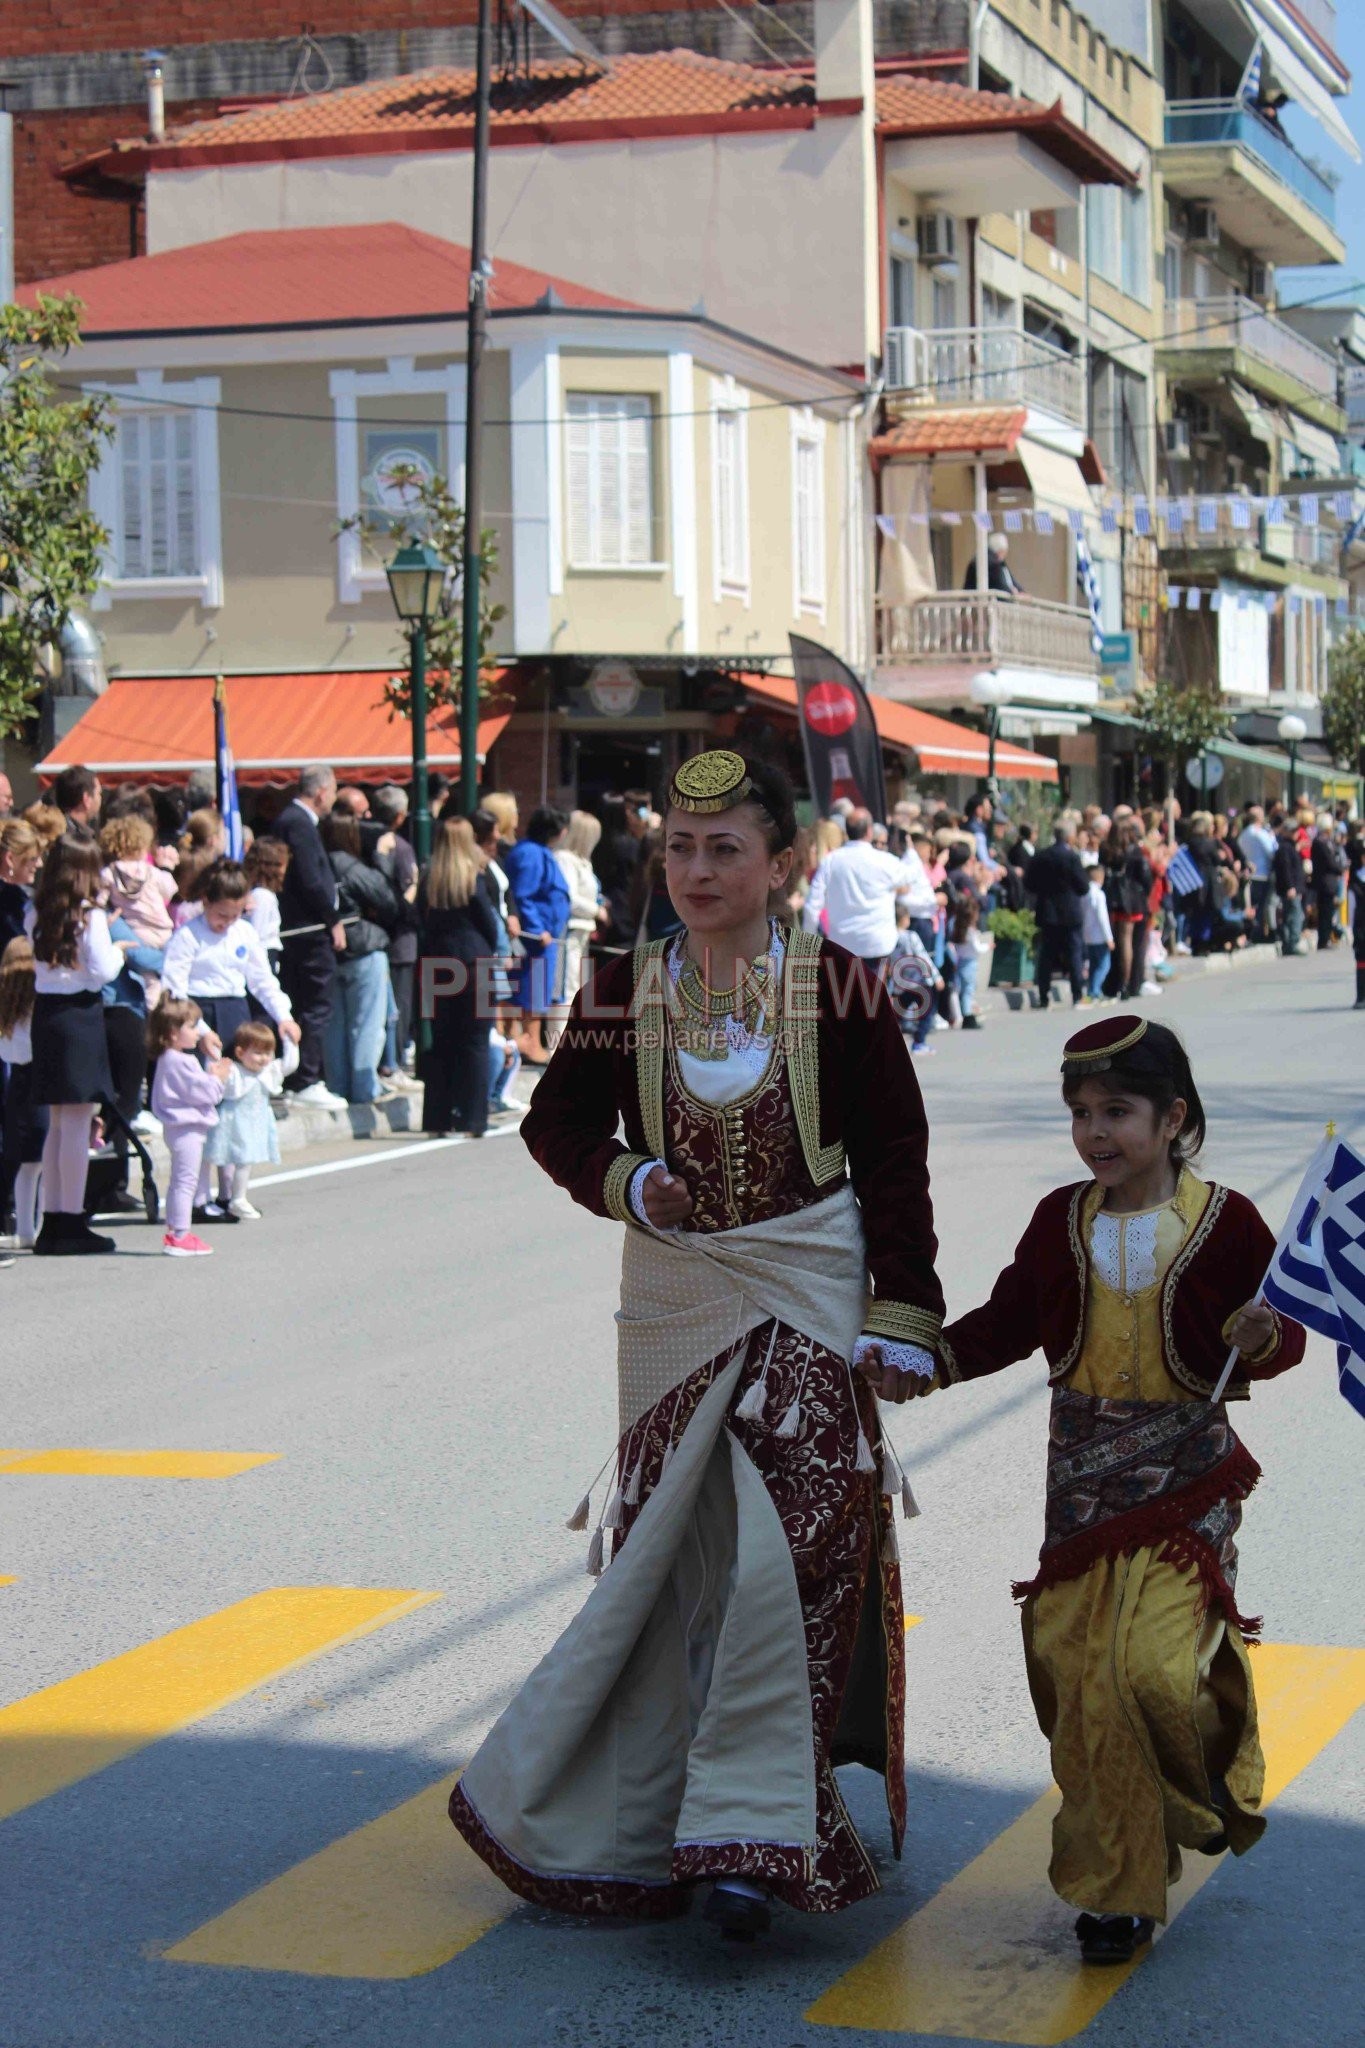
[341,465,506,721]
[1323,627,1365,777]
[1131,674,1230,776]
[0,295,112,738]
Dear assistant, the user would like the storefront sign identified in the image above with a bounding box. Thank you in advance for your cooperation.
[1099,631,1136,696]
[586,661,642,718]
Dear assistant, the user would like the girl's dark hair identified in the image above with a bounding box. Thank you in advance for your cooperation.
[31,836,104,967]
[320,813,362,859]
[1061,1020,1206,1164]
[525,805,568,845]
[0,936,36,1038]
[950,896,980,943]
[199,857,251,905]
[147,995,203,1058]
[244,835,289,891]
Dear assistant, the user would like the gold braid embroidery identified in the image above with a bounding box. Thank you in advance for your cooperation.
[629,939,671,1163]
[1160,1180,1230,1394]
[1050,1184,1098,1383]
[784,928,846,1186]
[862,1300,944,1347]
[603,1151,654,1225]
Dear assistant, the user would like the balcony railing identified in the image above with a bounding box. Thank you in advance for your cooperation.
[1163,503,1343,572]
[1164,100,1338,224]
[1162,295,1338,402]
[875,592,1100,676]
[883,325,1086,426]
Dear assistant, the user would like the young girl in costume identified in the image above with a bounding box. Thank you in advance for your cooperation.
[935,1015,1305,1964]
[0,937,46,1249]
[147,997,230,1258]
[202,1018,297,1219]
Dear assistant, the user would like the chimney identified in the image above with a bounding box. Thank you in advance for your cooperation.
[814,0,875,108]
[143,50,166,143]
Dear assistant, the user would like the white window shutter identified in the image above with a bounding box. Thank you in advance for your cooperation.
[566,397,593,565]
[624,399,651,564]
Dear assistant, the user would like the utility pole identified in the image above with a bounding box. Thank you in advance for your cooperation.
[459,0,493,816]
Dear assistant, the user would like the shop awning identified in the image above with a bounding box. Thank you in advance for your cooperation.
[740,672,1058,782]
[1281,410,1342,477]
[1015,437,1095,514]
[1227,381,1276,445]
[37,670,509,786]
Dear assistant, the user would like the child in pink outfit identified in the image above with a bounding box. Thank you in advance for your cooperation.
[100,815,176,948]
[148,996,230,1257]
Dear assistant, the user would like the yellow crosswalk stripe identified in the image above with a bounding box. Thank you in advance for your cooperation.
[164,1775,515,1977]
[0,1577,15,1588]
[0,1586,438,1824]
[807,1642,1365,2043]
[0,1450,279,1478]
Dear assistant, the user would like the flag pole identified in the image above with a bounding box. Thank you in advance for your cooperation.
[1209,1124,1337,1403]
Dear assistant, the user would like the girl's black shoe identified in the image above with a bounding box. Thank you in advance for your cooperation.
[1075,1913,1154,1965]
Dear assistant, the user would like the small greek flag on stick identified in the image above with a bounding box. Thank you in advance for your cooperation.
[1165,843,1203,897]
[1210,1131,1365,1414]
[214,674,245,861]
[1240,38,1263,105]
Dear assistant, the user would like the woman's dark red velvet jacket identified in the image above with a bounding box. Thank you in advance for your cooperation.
[520,930,946,1351]
[938,1177,1306,1397]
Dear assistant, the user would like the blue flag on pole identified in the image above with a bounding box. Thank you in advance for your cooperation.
[214,676,244,860]
[1165,843,1203,897]
[1262,1136,1365,1418]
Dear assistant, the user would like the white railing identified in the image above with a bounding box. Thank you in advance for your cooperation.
[1163,295,1338,402]
[883,325,1086,426]
[875,592,1100,676]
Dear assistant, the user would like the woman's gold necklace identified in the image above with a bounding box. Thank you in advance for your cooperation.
[674,939,777,1060]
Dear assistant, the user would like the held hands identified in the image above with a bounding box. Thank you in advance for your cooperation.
[855,1342,938,1404]
[279,1018,302,1045]
[208,1058,233,1082]
[331,922,347,952]
[1229,1298,1276,1359]
[641,1166,694,1229]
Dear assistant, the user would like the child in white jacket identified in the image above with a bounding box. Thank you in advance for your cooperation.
[1082,875,1115,1000]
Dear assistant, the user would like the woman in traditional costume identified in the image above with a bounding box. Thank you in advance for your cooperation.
[935,1015,1305,1964]
[449,751,944,1936]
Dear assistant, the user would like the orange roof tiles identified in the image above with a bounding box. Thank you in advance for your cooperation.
[71,52,1132,185]
[19,222,638,337]
[869,409,1030,460]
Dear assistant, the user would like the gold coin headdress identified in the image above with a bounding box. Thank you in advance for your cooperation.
[667,749,754,816]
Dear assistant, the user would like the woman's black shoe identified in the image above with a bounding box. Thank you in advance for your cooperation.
[703,1881,772,1941]
[32,1214,71,1256]
[67,1218,117,1254]
[1075,1913,1154,1965]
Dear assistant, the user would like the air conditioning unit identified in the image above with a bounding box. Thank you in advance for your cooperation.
[1187,203,1220,246]
[1249,260,1272,302]
[1162,418,1192,459]
[916,212,958,263]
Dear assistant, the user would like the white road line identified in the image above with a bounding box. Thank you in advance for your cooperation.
[250,1117,525,1189]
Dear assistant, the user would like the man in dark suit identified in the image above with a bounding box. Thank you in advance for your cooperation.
[1026,819,1089,1008]
[273,763,348,1106]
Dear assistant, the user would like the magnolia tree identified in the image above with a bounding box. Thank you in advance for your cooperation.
[0,295,111,737]
[340,464,505,723]
[1323,627,1365,781]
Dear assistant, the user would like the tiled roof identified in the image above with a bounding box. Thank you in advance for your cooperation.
[18,222,639,336]
[869,409,1030,459]
[69,52,1132,185]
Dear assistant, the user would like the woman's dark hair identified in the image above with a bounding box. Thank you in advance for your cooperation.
[525,805,568,845]
[945,841,971,872]
[1061,1020,1206,1165]
[469,807,498,849]
[320,812,362,859]
[31,836,104,966]
[199,857,251,905]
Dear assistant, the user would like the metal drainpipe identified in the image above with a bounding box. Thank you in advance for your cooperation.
[968,0,991,91]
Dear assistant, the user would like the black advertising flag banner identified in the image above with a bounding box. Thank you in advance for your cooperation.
[788,634,887,823]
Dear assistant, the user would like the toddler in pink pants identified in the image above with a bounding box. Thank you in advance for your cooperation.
[148,997,230,1257]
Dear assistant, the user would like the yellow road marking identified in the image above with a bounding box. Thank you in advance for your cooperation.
[164,1775,515,1978]
[0,1450,279,1478]
[0,1587,438,1824]
[904,1616,923,1631]
[807,1642,1365,2043]
[0,1577,15,1588]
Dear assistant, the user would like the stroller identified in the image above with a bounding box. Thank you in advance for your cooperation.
[86,1100,160,1225]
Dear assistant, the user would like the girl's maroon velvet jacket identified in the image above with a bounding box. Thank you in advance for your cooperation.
[519,932,946,1350]
[939,1178,1306,1398]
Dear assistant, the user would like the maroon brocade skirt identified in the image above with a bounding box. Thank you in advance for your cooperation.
[449,1316,907,1916]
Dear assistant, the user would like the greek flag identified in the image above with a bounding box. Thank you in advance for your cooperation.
[1240,39,1263,105]
[1074,530,1104,654]
[1260,1137,1365,1417]
[1165,843,1204,897]
[214,675,245,861]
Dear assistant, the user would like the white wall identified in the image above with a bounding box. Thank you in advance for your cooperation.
[147,119,876,370]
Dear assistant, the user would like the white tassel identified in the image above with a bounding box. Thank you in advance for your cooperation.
[882,1519,900,1564]
[602,1485,624,1531]
[659,1437,676,1479]
[733,1375,769,1424]
[774,1397,802,1439]
[901,1473,921,1521]
[565,1492,591,1532]
[586,1525,605,1577]
[879,1442,901,1500]
[855,1428,877,1475]
[623,1460,643,1507]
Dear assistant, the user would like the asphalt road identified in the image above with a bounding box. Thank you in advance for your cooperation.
[1,946,1361,2048]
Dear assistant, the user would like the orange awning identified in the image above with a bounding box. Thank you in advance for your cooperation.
[37,671,509,787]
[740,672,1058,782]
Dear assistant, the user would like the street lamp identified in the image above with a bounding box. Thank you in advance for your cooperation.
[1278,712,1308,811]
[385,539,446,866]
[970,671,1013,794]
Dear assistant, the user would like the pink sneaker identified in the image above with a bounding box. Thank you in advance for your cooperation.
[163,1229,213,1257]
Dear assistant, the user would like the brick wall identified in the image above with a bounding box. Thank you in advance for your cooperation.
[13,100,221,284]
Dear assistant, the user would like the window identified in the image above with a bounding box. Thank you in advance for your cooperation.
[888,254,916,330]
[931,270,958,330]
[85,373,223,607]
[1086,185,1151,305]
[117,410,197,578]
[791,413,825,619]
[982,287,1016,330]
[565,393,655,569]
[330,361,464,604]
[710,377,750,599]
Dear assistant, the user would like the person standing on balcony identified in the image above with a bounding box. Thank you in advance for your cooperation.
[965,533,1024,597]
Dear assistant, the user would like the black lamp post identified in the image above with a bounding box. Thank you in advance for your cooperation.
[385,539,446,866]
[1278,712,1307,812]
[970,671,1012,797]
